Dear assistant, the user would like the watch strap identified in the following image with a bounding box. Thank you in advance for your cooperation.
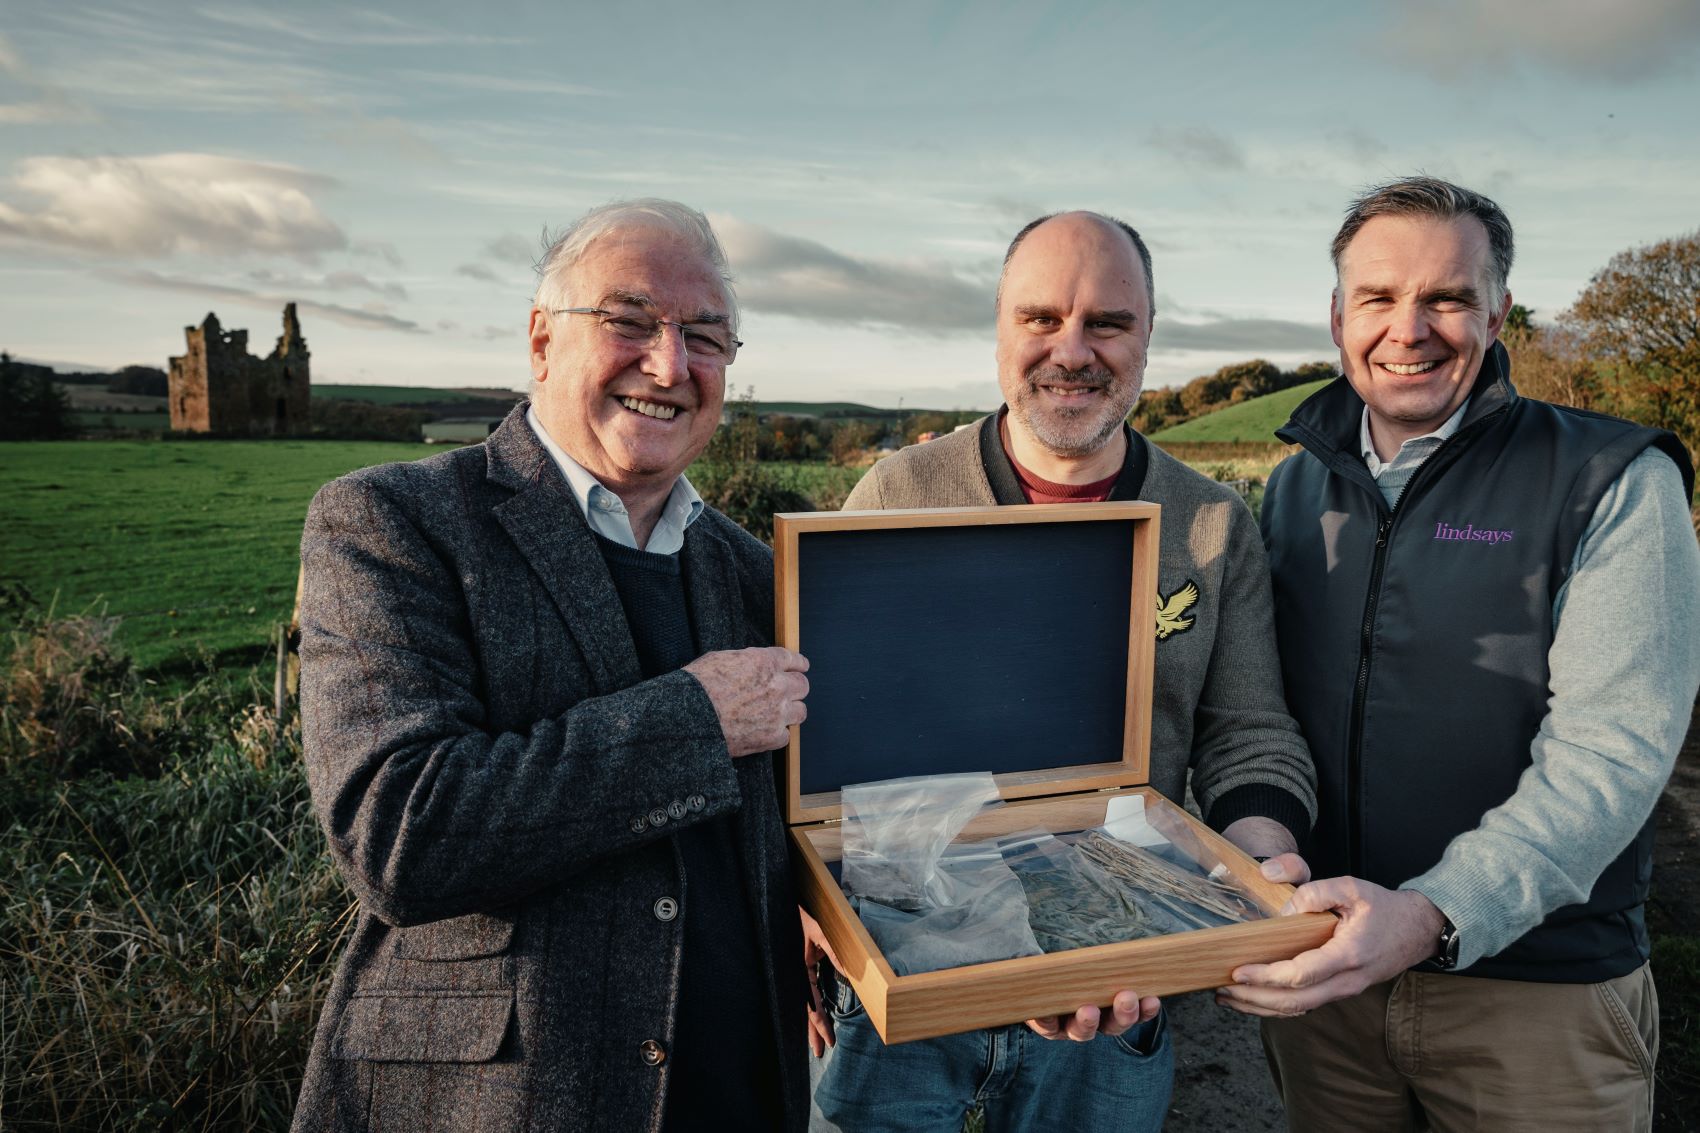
[1433,916,1460,971]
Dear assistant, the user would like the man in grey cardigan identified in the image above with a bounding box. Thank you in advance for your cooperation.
[806,211,1318,1133]
[291,200,811,1132]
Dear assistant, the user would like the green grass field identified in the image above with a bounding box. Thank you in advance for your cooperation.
[74,411,172,431]
[0,442,867,674]
[312,384,522,404]
[1149,379,1328,443]
[0,440,439,672]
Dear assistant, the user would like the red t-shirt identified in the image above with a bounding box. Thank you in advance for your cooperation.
[1007,449,1119,504]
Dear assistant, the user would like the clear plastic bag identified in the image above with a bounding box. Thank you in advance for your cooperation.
[853,844,1042,975]
[839,774,1042,974]
[836,774,1267,975]
[840,773,1001,911]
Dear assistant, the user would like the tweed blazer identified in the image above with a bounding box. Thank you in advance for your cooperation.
[291,407,807,1132]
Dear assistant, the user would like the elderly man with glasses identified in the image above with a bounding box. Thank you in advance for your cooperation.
[291,199,812,1132]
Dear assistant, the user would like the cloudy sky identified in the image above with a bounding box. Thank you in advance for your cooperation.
[3,0,1698,409]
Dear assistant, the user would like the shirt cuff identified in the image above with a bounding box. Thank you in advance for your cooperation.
[1205,784,1311,847]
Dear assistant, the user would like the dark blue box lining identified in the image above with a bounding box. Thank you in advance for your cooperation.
[795,519,1136,795]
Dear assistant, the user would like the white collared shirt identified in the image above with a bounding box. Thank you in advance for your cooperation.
[1359,398,1470,507]
[525,405,704,554]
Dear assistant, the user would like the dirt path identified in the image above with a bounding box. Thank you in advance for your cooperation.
[1165,704,1700,1131]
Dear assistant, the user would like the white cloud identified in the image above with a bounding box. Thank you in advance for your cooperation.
[113,269,424,334]
[456,263,506,284]
[0,153,346,258]
[485,233,537,263]
[0,31,96,125]
[1147,127,1247,172]
[352,239,404,268]
[284,96,449,164]
[1151,316,1333,354]
[1390,0,1700,81]
[390,70,608,97]
[194,6,523,48]
[715,216,992,333]
[246,267,408,301]
[839,380,1001,411]
[0,99,94,124]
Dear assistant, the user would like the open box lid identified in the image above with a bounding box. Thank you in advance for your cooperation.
[774,503,1160,826]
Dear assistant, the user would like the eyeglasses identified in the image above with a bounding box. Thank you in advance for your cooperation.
[554,307,742,362]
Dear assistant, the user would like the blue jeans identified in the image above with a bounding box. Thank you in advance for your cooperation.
[809,984,1172,1133]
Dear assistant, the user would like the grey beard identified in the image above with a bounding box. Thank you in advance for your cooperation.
[1011,366,1129,458]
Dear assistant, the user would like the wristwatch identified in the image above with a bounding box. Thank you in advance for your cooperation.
[1433,916,1460,971]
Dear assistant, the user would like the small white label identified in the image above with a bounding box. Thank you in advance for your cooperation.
[1101,794,1169,848]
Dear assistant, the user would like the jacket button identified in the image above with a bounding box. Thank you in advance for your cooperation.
[686,794,706,812]
[629,816,647,833]
[668,799,688,820]
[654,896,679,922]
[649,808,669,827]
[640,1039,666,1067]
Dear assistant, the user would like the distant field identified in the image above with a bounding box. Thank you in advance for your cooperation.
[3,426,1285,678]
[73,411,172,431]
[57,386,168,412]
[0,440,438,672]
[313,385,523,405]
[1149,380,1328,443]
[0,442,868,674]
[422,420,499,443]
[751,401,890,417]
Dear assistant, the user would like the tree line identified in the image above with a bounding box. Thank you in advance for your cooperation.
[1501,230,1700,462]
[8,229,1697,457]
[1132,358,1340,435]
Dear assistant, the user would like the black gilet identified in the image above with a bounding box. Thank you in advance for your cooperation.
[1260,342,1693,982]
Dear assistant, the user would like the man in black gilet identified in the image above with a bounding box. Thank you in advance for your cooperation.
[1218,177,1700,1130]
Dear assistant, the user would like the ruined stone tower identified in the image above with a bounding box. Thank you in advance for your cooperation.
[168,304,311,434]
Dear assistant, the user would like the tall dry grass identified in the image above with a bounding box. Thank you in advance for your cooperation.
[1,588,348,1130]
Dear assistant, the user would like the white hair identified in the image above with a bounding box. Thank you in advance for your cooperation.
[531,198,739,333]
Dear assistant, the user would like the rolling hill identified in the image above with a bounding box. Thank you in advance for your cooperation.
[1148,379,1329,444]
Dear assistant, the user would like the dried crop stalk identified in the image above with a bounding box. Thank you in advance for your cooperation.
[1075,832,1261,929]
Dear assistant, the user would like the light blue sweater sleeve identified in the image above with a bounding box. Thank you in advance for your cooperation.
[1404,448,1700,969]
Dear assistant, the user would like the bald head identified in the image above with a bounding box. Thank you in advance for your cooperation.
[995,211,1153,469]
[996,211,1155,322]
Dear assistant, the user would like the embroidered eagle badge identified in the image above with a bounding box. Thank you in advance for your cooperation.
[1155,580,1200,640]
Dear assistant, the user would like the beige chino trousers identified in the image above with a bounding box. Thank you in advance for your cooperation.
[1260,963,1658,1132]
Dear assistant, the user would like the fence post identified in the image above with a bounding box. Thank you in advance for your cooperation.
[274,622,288,747]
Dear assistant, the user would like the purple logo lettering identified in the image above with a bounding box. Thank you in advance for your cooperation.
[1432,521,1515,545]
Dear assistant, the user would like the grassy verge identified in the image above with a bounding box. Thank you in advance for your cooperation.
[0,443,867,676]
[1655,934,1700,1127]
[1,602,347,1128]
[0,440,438,671]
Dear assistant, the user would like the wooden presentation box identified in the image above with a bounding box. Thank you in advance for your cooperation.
[773,503,1334,1045]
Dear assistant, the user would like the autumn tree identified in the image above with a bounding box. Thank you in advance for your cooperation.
[1499,310,1599,412]
[1563,231,1700,454]
[829,420,877,466]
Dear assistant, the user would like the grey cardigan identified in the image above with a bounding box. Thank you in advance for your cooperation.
[291,408,806,1132]
[844,415,1317,832]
